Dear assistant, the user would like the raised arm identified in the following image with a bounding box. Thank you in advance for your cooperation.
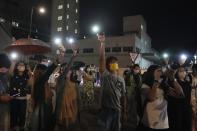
[98,34,106,74]
[62,49,77,77]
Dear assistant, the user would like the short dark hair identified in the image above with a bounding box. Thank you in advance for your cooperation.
[106,56,118,71]
[0,53,11,68]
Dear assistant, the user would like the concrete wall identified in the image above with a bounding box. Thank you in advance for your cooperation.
[64,34,152,68]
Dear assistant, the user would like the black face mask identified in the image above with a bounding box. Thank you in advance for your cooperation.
[0,73,6,79]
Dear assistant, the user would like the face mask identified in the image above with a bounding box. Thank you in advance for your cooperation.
[134,69,140,74]
[109,63,119,71]
[41,61,49,67]
[18,66,25,72]
[0,72,6,79]
[0,72,7,81]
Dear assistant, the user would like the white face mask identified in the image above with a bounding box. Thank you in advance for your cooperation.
[41,61,49,67]
[17,66,25,72]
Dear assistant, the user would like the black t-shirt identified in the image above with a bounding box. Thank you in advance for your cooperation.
[178,80,192,106]
[10,74,29,97]
[168,79,192,108]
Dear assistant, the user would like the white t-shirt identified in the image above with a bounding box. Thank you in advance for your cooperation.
[141,84,169,129]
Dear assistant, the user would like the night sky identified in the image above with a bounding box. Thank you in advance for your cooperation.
[80,0,197,54]
[2,0,197,54]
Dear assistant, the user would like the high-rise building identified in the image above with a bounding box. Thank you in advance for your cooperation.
[51,0,79,43]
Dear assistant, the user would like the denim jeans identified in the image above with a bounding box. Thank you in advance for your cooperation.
[97,107,121,131]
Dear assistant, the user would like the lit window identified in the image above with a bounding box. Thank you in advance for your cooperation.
[75,20,78,24]
[76,0,78,3]
[12,21,19,27]
[76,9,78,13]
[15,23,19,27]
[67,4,69,8]
[67,15,69,19]
[57,27,62,32]
[12,21,16,26]
[75,29,78,34]
[58,16,62,20]
[66,26,69,30]
[58,5,63,9]
[0,17,5,23]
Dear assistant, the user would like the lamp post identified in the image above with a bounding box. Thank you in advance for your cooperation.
[29,6,46,37]
[92,25,100,34]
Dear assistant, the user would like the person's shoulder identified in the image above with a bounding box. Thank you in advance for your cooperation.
[101,70,110,77]
[117,76,124,82]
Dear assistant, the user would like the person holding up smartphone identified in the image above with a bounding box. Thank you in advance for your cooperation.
[137,65,169,131]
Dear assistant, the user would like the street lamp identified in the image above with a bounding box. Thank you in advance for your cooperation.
[92,25,100,34]
[163,53,169,59]
[54,37,62,45]
[39,7,46,14]
[10,52,18,60]
[29,6,46,37]
[180,54,187,60]
[67,37,75,44]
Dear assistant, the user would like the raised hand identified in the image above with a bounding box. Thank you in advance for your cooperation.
[98,34,105,43]
[72,48,78,56]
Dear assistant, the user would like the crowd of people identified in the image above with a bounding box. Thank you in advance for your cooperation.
[0,34,197,131]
